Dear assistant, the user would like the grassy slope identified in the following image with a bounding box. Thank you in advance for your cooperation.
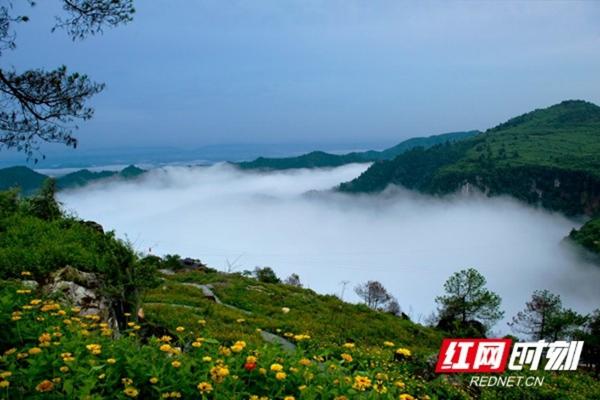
[142,271,441,352]
[446,100,600,174]
[236,131,480,170]
[340,100,600,216]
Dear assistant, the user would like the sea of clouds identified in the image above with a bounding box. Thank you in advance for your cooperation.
[58,163,600,334]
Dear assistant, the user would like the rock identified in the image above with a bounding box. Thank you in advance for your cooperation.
[181,282,222,304]
[20,280,39,289]
[42,266,117,332]
[158,269,175,275]
[82,220,104,234]
[49,266,99,288]
[260,331,296,352]
[179,257,207,270]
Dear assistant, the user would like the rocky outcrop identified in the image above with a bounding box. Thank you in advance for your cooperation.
[81,220,104,234]
[41,266,118,331]
[179,257,207,270]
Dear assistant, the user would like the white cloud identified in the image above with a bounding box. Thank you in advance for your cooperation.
[59,163,600,333]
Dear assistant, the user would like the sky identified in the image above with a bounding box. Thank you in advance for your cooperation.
[2,0,600,156]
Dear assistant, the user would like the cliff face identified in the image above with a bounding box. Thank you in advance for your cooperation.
[435,166,600,216]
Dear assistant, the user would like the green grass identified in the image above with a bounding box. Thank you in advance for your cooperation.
[144,271,442,354]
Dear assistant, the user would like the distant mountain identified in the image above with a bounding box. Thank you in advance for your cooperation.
[56,165,145,190]
[0,166,48,195]
[339,100,600,216]
[0,165,146,195]
[236,131,480,170]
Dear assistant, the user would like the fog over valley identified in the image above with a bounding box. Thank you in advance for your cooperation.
[59,163,600,334]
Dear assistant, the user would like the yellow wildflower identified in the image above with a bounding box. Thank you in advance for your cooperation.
[85,343,102,355]
[230,340,246,353]
[210,365,230,383]
[275,372,287,380]
[395,348,412,357]
[3,348,16,356]
[270,363,284,372]
[341,353,353,362]
[38,333,52,344]
[246,355,257,364]
[352,375,372,391]
[219,346,231,356]
[123,386,139,397]
[373,381,387,393]
[28,347,42,355]
[197,381,213,393]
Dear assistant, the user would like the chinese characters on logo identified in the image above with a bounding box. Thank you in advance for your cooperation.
[435,339,583,373]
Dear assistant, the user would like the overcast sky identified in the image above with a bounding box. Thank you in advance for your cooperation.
[3,0,600,152]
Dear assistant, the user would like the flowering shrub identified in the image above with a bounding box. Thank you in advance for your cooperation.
[0,280,472,399]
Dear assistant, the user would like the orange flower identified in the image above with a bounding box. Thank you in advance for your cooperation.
[35,380,54,392]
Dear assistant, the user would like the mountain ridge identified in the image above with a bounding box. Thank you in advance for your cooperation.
[235,130,480,170]
[0,165,145,195]
[339,100,600,216]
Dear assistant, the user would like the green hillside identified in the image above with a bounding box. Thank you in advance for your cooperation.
[340,100,600,216]
[0,165,146,195]
[236,131,480,170]
[0,166,48,196]
[56,165,145,190]
[569,217,600,256]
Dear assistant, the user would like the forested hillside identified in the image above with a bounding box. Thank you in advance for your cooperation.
[0,165,145,196]
[236,131,479,170]
[340,100,600,216]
